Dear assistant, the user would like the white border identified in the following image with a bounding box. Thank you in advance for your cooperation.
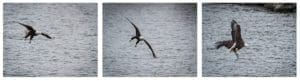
[0,0,299,81]
[98,1,102,78]
[0,0,3,79]
[198,2,202,78]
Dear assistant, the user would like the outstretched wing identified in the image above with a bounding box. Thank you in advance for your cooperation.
[215,40,234,49]
[41,33,52,39]
[126,18,141,36]
[18,22,36,32]
[230,20,242,51]
[231,20,242,42]
[143,39,157,58]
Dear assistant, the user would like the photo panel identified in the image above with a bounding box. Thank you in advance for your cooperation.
[103,3,197,77]
[3,3,98,77]
[202,3,296,77]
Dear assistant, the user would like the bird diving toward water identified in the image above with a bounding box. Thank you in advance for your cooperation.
[215,20,246,60]
[126,18,157,58]
[18,22,52,43]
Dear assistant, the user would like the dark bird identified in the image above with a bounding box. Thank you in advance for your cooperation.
[215,20,246,60]
[18,22,52,43]
[126,18,157,58]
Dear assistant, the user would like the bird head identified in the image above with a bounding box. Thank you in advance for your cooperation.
[36,31,42,34]
[245,43,248,47]
[139,36,145,40]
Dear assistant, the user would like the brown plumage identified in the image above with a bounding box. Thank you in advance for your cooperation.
[126,18,157,58]
[18,22,52,43]
[215,20,245,60]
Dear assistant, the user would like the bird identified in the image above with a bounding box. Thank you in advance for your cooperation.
[18,22,52,43]
[215,20,245,60]
[126,18,157,58]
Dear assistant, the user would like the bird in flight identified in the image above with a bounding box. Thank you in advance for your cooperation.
[215,20,246,60]
[126,18,157,58]
[18,22,52,43]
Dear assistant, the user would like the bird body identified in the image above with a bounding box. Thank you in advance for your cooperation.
[215,20,245,60]
[126,18,157,58]
[18,22,52,43]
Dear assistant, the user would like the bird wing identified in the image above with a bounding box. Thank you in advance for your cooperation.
[18,22,36,32]
[230,20,242,43]
[230,20,242,50]
[41,33,52,39]
[215,40,234,49]
[143,39,157,58]
[126,18,142,36]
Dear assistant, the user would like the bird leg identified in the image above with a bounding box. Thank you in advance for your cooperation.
[29,35,34,44]
[24,34,30,40]
[235,48,239,52]
[234,52,239,61]
[130,36,137,42]
[229,42,237,53]
[135,40,140,47]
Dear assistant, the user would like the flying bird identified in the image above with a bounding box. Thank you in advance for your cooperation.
[126,18,157,58]
[18,22,52,43]
[215,20,245,60]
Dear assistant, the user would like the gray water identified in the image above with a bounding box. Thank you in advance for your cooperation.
[202,4,296,77]
[3,3,98,77]
[103,3,197,77]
